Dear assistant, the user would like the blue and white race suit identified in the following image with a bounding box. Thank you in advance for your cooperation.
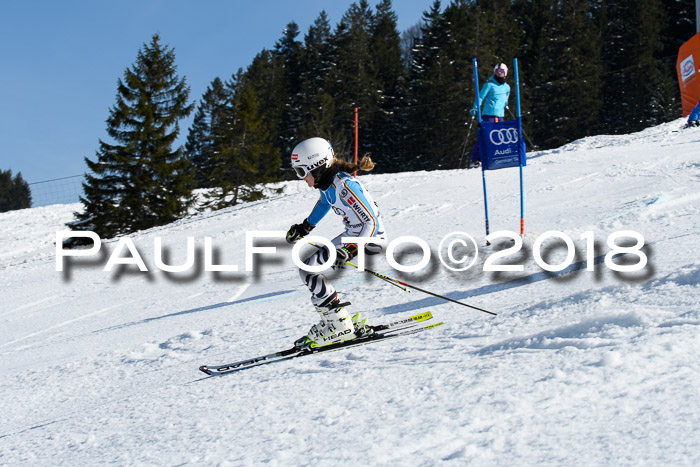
[308,172,386,242]
[301,171,387,305]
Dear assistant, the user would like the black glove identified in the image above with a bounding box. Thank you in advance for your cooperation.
[286,219,314,244]
[333,243,358,269]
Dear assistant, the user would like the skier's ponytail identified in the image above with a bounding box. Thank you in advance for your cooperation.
[331,154,375,174]
[358,155,375,172]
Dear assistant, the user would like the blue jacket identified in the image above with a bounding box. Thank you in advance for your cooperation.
[473,76,510,118]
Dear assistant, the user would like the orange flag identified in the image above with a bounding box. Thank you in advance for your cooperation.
[677,32,700,117]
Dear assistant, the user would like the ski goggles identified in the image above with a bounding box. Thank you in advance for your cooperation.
[495,68,507,76]
[293,158,329,179]
[294,166,310,178]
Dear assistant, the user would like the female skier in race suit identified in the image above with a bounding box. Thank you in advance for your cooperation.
[285,137,387,349]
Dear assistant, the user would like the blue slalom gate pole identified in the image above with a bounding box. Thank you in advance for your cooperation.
[473,58,490,242]
[473,58,483,123]
[514,58,525,237]
[481,170,490,243]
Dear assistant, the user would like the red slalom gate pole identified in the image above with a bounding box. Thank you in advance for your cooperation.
[354,107,359,177]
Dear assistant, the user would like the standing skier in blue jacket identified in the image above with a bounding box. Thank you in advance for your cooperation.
[469,63,511,165]
[285,137,387,349]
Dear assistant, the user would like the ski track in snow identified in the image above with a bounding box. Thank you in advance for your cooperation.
[1,119,699,465]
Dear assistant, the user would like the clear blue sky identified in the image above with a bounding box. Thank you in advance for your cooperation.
[0,0,431,183]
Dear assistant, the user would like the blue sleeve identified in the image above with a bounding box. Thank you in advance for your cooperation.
[475,81,493,109]
[306,195,331,226]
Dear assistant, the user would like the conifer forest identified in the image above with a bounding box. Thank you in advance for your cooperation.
[72,0,695,236]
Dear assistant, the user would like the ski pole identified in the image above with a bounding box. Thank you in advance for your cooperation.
[507,106,536,149]
[306,242,496,316]
[349,262,411,293]
[306,242,409,292]
[345,261,496,316]
[458,116,476,169]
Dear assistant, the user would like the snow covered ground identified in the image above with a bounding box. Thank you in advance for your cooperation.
[1,119,699,465]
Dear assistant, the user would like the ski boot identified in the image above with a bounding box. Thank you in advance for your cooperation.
[295,294,356,350]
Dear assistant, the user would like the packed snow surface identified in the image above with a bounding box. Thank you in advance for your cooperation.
[1,120,699,465]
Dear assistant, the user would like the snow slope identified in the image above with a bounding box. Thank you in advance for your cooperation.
[1,119,699,465]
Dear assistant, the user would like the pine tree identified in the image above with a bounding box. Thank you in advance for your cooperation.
[68,34,194,237]
[301,12,332,99]
[0,169,32,212]
[661,0,696,95]
[406,0,469,170]
[439,0,493,169]
[405,0,441,170]
[366,0,407,171]
[327,0,377,158]
[297,11,343,146]
[599,0,676,133]
[275,23,304,156]
[185,77,230,188]
[468,0,521,67]
[204,73,281,209]
[659,0,695,117]
[400,22,422,69]
[438,0,494,167]
[242,50,287,172]
[515,0,603,148]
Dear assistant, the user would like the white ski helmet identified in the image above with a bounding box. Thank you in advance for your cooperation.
[494,63,508,76]
[291,137,334,178]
